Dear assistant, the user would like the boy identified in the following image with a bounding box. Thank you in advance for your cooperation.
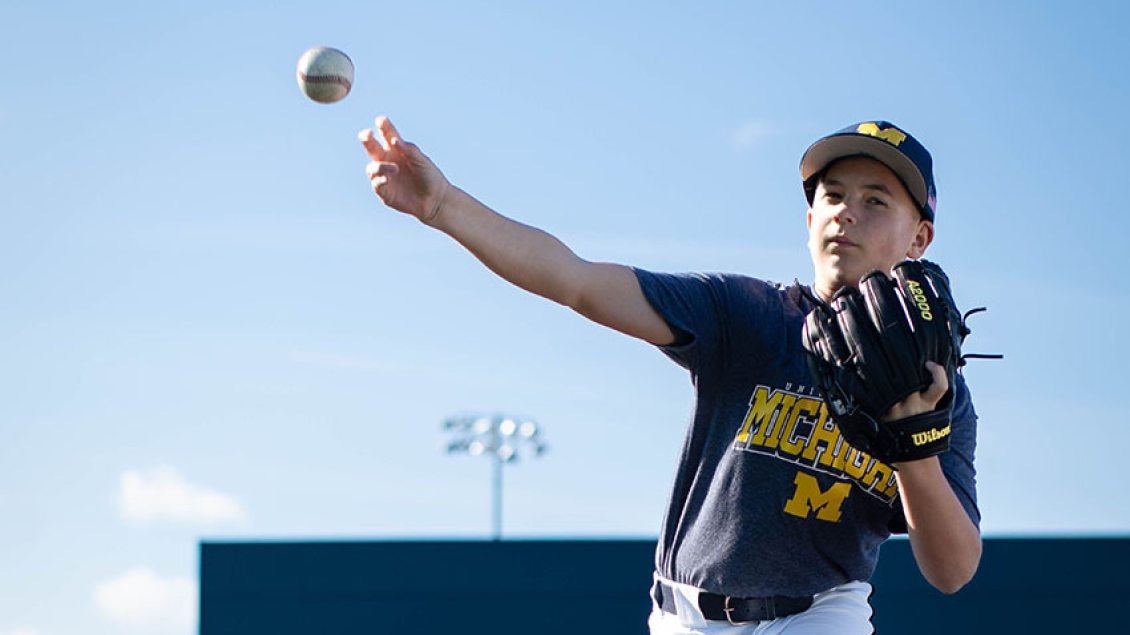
[359,119,980,633]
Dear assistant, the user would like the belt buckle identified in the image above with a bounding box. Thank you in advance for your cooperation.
[723,596,770,625]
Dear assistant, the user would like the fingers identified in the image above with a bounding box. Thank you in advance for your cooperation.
[882,361,950,422]
[364,160,398,177]
[358,116,400,158]
[358,128,387,161]
[357,115,445,212]
[922,361,949,404]
[359,116,405,191]
[376,115,401,147]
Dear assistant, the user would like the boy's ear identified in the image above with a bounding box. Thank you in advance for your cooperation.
[907,219,934,258]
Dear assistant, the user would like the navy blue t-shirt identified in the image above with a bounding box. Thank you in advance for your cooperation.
[635,269,979,598]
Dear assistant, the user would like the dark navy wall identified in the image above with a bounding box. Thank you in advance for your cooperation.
[870,537,1128,634]
[200,539,656,635]
[200,537,1128,634]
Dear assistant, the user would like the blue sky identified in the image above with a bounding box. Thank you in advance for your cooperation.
[3,1,1129,633]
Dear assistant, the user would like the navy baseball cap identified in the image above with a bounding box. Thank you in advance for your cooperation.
[800,121,937,221]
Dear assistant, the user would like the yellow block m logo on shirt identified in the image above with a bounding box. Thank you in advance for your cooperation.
[784,471,852,522]
[857,122,907,146]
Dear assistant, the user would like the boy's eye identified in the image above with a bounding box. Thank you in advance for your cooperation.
[866,196,887,207]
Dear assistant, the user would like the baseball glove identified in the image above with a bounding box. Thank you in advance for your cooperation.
[801,260,973,464]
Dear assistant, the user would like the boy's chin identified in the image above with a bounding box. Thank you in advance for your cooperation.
[817,265,864,294]
[819,259,902,292]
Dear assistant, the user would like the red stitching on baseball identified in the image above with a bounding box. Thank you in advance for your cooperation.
[298,72,351,88]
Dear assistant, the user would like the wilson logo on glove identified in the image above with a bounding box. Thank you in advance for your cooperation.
[911,425,951,447]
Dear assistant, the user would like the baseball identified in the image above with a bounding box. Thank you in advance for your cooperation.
[296,46,354,104]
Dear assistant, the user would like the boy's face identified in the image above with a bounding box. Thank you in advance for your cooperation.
[807,156,934,300]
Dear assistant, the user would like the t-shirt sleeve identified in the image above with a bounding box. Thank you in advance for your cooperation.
[632,268,798,381]
[631,268,724,372]
[637,266,714,363]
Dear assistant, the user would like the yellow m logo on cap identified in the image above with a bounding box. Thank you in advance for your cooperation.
[857,123,907,146]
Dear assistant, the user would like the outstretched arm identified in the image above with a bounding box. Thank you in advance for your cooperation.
[359,116,675,346]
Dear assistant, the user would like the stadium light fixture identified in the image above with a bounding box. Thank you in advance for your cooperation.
[442,413,548,540]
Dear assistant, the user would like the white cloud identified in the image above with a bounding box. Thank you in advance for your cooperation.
[731,118,772,150]
[117,467,247,525]
[94,567,196,630]
[1,629,41,635]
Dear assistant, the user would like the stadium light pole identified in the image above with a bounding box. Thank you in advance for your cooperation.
[443,413,548,541]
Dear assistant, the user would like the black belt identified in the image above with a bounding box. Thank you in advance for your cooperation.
[655,581,814,624]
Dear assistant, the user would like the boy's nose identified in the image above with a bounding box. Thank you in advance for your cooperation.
[831,202,856,224]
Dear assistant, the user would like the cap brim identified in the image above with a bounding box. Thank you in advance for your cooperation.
[800,135,929,211]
